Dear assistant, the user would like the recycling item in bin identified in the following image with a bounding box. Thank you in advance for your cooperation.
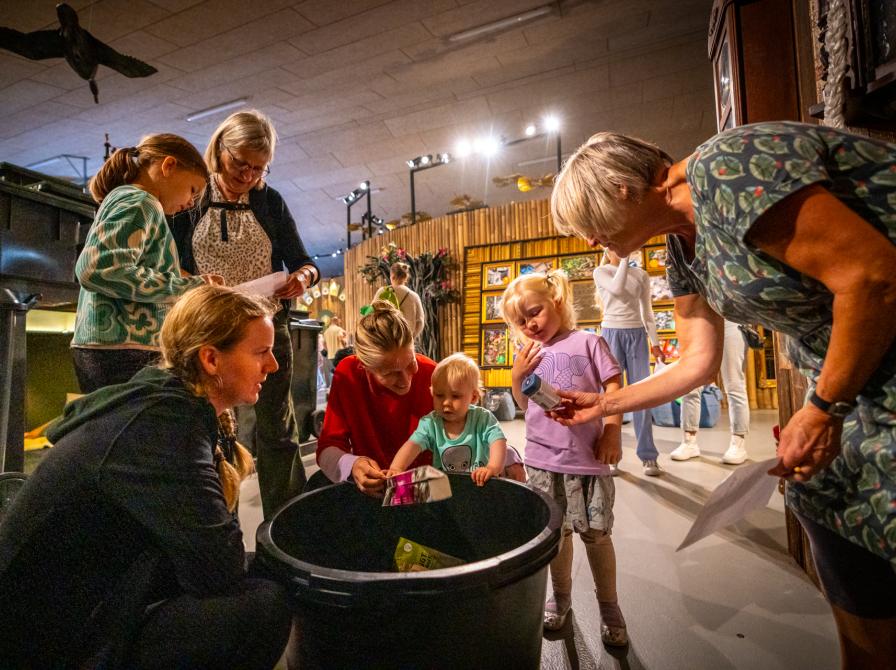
[383,465,452,506]
[393,536,464,572]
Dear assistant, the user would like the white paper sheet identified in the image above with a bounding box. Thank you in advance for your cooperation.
[232,271,288,298]
[677,457,780,551]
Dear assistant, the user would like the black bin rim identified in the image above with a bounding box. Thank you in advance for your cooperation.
[256,475,562,596]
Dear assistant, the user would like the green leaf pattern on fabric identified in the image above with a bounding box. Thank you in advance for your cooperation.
[72,186,202,348]
[670,122,896,566]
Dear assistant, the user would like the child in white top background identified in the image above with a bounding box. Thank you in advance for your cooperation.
[389,353,507,486]
[500,270,629,647]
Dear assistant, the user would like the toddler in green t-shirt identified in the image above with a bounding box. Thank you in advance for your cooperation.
[388,353,507,486]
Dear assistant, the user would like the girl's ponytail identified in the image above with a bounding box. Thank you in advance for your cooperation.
[88,147,140,203]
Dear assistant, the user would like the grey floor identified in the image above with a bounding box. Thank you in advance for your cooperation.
[240,409,839,670]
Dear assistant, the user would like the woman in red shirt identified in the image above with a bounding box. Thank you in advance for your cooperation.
[317,301,524,494]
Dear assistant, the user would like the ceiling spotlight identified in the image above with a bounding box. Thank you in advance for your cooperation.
[359,180,370,191]
[313,254,319,260]
[524,124,537,137]
[454,139,472,158]
[377,228,384,235]
[543,115,560,132]
[438,152,451,163]
[331,252,337,257]
[476,136,501,158]
[419,155,431,165]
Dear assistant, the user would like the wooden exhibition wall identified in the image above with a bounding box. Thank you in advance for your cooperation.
[342,198,776,409]
[343,199,558,357]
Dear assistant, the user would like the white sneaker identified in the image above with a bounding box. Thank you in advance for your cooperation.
[670,435,700,461]
[721,435,748,465]
[642,459,662,476]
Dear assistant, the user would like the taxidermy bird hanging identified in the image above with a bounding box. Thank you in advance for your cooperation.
[0,3,157,104]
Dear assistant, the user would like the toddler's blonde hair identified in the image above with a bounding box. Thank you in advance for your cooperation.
[431,353,484,400]
[499,269,576,340]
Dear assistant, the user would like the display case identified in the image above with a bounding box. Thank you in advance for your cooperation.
[708,0,801,129]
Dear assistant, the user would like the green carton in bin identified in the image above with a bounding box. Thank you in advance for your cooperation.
[394,537,465,572]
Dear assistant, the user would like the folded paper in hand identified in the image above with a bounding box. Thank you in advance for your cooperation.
[383,465,452,506]
[233,271,288,298]
[677,458,779,551]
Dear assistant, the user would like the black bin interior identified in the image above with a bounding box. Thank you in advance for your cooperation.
[269,474,550,572]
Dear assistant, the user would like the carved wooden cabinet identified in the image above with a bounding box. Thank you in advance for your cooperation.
[708,0,802,129]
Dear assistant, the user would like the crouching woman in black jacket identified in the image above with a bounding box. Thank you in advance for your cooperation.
[0,285,291,669]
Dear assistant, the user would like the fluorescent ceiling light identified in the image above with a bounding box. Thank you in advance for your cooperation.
[186,98,248,122]
[447,5,555,43]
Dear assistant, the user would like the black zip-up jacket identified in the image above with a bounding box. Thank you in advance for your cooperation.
[0,367,243,666]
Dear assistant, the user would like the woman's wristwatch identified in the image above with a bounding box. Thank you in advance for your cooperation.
[807,390,855,418]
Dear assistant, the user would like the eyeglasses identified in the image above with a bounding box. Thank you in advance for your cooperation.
[221,143,270,179]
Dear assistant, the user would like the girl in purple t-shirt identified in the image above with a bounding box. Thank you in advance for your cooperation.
[500,269,628,647]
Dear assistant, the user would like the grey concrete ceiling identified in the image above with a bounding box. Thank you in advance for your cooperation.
[0,0,717,276]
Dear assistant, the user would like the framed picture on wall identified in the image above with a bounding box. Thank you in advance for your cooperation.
[481,292,504,323]
[659,337,680,361]
[560,254,598,280]
[518,258,555,275]
[481,327,509,367]
[654,307,676,333]
[650,275,673,304]
[644,245,668,274]
[482,262,513,289]
[571,281,601,322]
[580,322,602,336]
[627,250,644,268]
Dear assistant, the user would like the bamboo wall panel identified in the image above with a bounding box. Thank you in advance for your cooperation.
[343,199,559,358]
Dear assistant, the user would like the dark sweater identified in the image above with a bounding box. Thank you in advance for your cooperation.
[169,182,319,281]
[0,368,244,666]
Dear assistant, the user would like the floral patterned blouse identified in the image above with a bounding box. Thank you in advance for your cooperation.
[665,121,896,566]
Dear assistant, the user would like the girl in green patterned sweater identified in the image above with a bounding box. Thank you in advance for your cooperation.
[72,134,223,392]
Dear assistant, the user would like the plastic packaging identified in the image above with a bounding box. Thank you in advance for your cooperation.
[383,465,452,506]
[393,537,465,572]
[521,374,562,411]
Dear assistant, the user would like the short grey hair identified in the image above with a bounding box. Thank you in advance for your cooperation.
[205,109,277,187]
[551,131,672,241]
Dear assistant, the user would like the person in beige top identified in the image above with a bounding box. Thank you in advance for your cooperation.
[322,316,347,385]
[374,262,425,338]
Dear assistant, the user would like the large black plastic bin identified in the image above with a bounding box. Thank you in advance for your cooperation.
[256,474,561,670]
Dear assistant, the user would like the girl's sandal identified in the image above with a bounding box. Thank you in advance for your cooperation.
[600,624,629,647]
[543,598,571,631]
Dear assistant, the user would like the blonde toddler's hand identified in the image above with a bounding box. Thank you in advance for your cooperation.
[512,341,543,385]
[471,466,500,487]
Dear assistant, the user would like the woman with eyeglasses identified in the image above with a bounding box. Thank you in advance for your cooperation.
[316,301,525,496]
[171,109,319,519]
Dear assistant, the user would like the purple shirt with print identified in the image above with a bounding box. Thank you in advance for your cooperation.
[524,330,620,475]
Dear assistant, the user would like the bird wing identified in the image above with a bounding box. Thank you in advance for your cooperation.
[0,28,65,60]
[89,34,157,77]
